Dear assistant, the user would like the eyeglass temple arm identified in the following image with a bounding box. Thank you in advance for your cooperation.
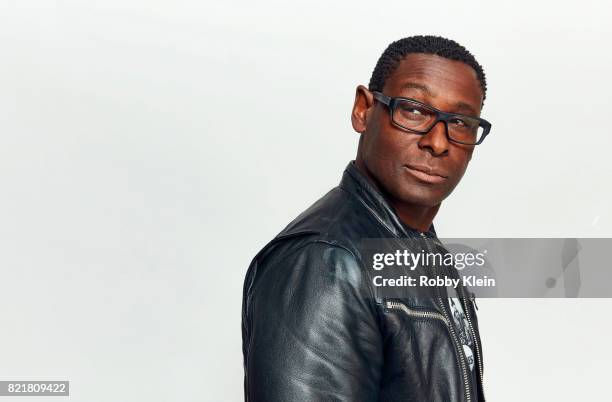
[371,91,391,105]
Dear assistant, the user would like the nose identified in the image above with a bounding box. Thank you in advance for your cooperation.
[417,120,450,156]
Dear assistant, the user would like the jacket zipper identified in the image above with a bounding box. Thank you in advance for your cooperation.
[418,231,473,402]
[385,299,449,324]
[431,231,485,400]
[457,285,486,401]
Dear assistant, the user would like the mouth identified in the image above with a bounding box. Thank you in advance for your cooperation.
[403,164,448,184]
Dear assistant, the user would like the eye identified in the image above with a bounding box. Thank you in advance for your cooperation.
[450,118,467,127]
[400,106,423,115]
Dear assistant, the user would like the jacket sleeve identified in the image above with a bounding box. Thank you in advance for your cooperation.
[243,241,383,402]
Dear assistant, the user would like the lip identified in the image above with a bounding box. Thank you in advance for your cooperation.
[404,164,448,184]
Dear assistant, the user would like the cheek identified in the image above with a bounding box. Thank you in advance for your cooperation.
[452,149,474,177]
[369,126,413,163]
[364,111,408,159]
[367,133,411,178]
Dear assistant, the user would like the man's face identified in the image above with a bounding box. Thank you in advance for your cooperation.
[353,53,484,208]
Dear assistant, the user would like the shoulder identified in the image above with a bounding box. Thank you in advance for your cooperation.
[250,239,372,297]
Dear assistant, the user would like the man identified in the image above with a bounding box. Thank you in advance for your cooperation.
[242,35,491,401]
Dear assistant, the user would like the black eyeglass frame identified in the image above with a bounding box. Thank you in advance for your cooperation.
[371,90,492,145]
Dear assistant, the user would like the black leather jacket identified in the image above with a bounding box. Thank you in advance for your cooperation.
[242,161,485,402]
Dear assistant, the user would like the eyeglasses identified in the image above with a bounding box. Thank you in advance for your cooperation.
[371,91,492,145]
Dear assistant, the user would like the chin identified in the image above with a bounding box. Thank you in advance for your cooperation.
[410,196,443,208]
[394,191,442,208]
[391,184,445,206]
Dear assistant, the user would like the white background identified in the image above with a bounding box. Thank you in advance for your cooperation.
[0,1,611,401]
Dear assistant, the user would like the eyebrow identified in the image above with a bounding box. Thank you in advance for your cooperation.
[400,82,435,96]
[453,101,478,116]
[399,82,479,116]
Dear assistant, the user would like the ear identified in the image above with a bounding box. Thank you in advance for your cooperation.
[351,85,375,134]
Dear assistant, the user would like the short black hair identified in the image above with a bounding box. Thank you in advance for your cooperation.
[368,35,487,103]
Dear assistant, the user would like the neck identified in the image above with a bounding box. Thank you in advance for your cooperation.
[354,159,440,233]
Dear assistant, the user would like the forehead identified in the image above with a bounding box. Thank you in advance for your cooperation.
[383,53,483,113]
